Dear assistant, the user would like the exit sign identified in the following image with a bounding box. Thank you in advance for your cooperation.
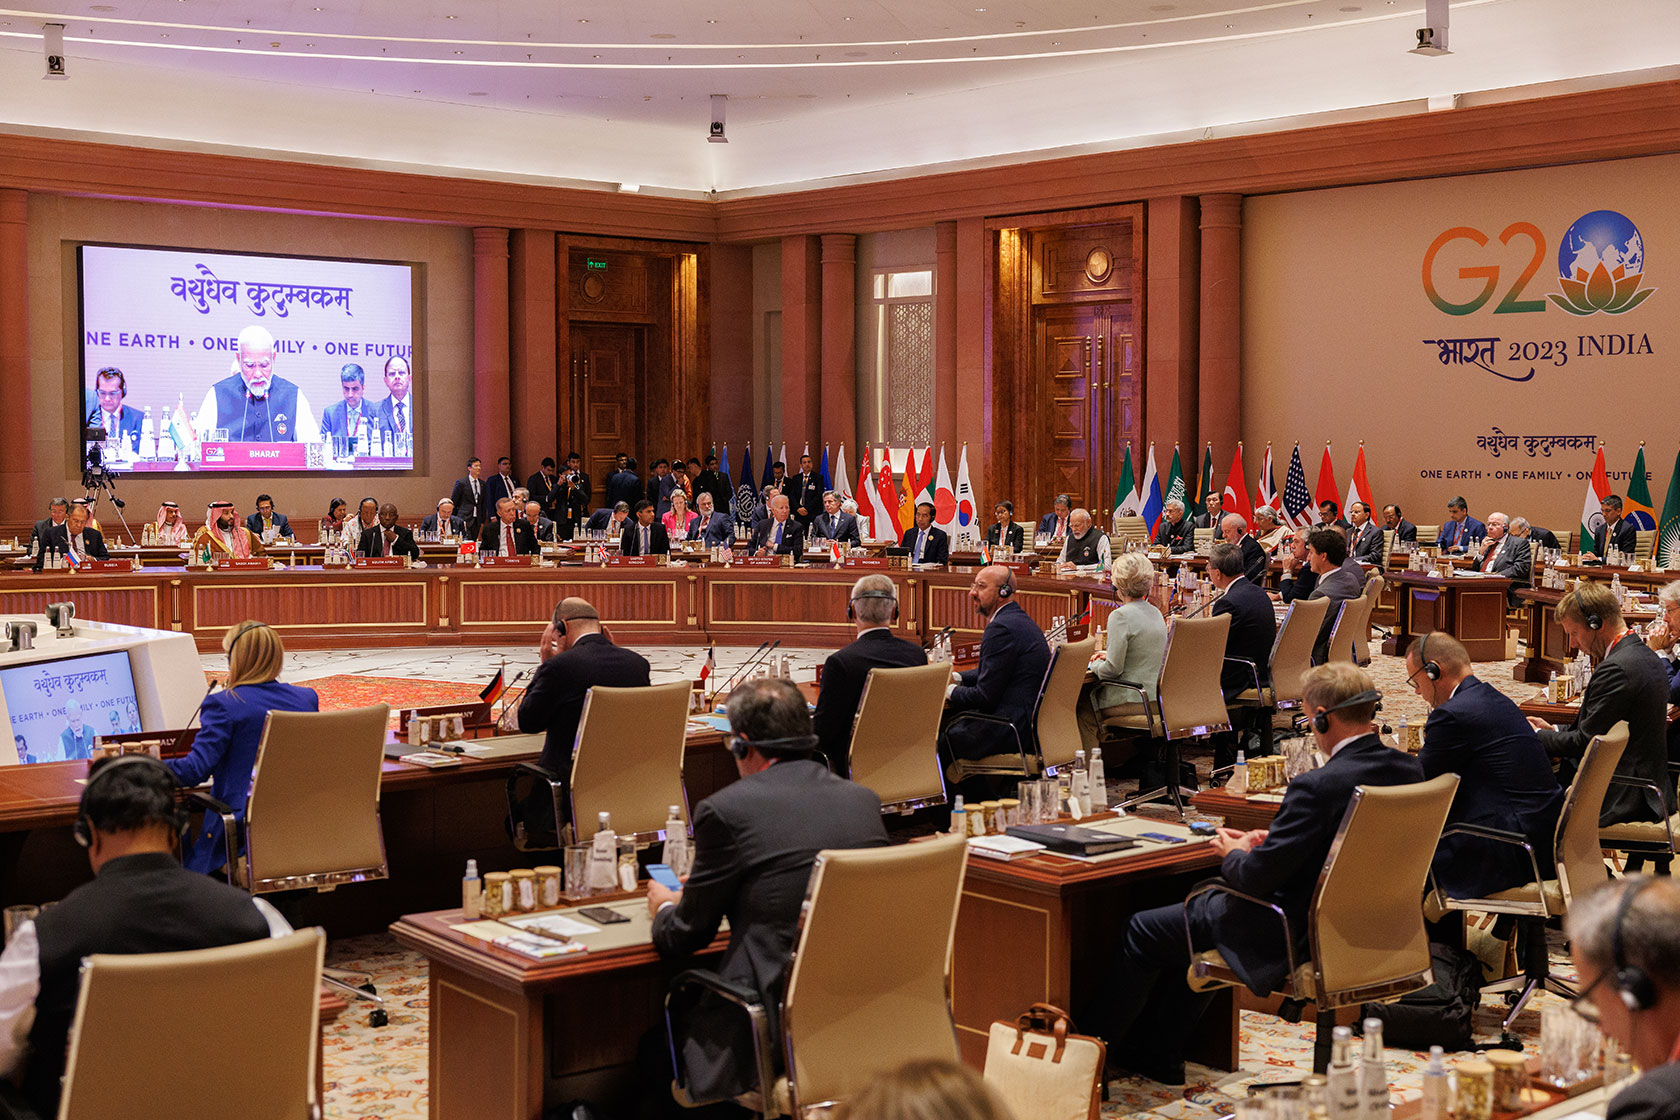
[585,258,608,271]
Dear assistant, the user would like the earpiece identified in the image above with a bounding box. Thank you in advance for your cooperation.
[847,589,900,623]
[1612,878,1658,1012]
[74,754,187,849]
[1309,689,1383,735]
[998,581,1014,597]
[228,621,264,653]
[1418,632,1441,682]
[1586,610,1603,631]
[725,734,820,761]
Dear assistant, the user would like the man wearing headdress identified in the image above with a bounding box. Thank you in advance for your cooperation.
[191,502,264,559]
[153,502,189,546]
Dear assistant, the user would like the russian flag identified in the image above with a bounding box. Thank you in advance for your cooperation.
[1139,443,1163,534]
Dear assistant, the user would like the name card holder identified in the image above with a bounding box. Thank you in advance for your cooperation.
[1000,562,1034,578]
[952,640,984,666]
[354,555,408,569]
[843,556,891,570]
[214,557,271,571]
[608,555,660,567]
[734,555,787,568]
[480,555,534,568]
[1065,622,1090,642]
[78,559,133,573]
[95,728,198,761]
[398,701,494,736]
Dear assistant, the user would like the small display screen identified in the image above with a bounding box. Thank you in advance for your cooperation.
[1,650,140,764]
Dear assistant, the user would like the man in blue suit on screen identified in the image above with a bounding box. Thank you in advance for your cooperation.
[87,367,143,454]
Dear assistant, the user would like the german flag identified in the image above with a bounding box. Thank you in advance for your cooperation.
[479,666,506,706]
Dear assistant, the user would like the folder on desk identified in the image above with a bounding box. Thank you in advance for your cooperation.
[1006,823,1136,856]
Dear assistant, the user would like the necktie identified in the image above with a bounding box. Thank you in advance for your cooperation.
[504,525,513,554]
[472,479,480,503]
[384,530,395,555]
[641,526,650,554]
[350,409,361,437]
[915,531,924,563]
[396,402,407,433]
[1454,521,1463,546]
[772,521,783,550]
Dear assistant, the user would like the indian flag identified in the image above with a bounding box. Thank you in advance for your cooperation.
[1579,444,1611,555]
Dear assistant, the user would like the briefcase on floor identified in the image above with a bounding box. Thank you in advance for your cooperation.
[982,1003,1105,1120]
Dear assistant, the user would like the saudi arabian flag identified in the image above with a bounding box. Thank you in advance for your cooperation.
[1657,449,1680,569]
[1164,445,1186,510]
[1113,445,1138,516]
[1626,444,1657,530]
[1196,443,1214,517]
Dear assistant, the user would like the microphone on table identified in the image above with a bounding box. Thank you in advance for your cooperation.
[1174,592,1223,619]
[166,680,220,757]
[710,641,770,705]
[924,626,955,652]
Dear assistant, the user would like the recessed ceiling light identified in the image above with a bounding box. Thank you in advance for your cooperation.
[706,19,717,24]
[452,50,462,54]
[651,32,677,39]
[445,14,456,19]
[89,3,115,10]
[577,18,588,22]
[974,6,987,11]
[470,90,487,96]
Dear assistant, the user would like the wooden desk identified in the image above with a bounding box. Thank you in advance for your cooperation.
[1379,571,1513,661]
[1512,587,1658,683]
[1190,789,1285,832]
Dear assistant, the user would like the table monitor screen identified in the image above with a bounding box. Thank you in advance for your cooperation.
[1,650,141,765]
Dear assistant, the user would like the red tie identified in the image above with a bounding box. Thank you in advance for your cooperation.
[504,525,513,554]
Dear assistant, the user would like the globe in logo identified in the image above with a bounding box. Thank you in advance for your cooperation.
[1550,209,1654,315]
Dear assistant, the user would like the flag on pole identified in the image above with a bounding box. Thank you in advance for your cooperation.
[955,444,978,548]
[875,452,905,539]
[1580,444,1612,555]
[736,445,757,528]
[1314,444,1339,520]
[1257,442,1278,515]
[719,444,733,514]
[932,447,957,534]
[760,445,774,490]
[780,443,789,474]
[1140,443,1163,534]
[833,444,852,499]
[1656,448,1680,568]
[1627,443,1657,530]
[1196,443,1214,519]
[1343,442,1374,517]
[1223,444,1254,530]
[914,447,935,506]
[479,666,507,706]
[819,445,832,493]
[1281,444,1313,528]
[1164,445,1186,510]
[854,446,878,537]
[898,449,920,530]
[1113,445,1138,517]
[698,647,715,685]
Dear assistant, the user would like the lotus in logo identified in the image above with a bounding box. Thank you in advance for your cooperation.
[1550,209,1654,315]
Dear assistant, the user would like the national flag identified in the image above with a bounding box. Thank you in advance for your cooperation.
[1281,444,1313,528]
[1196,443,1214,518]
[167,400,196,451]
[761,445,774,490]
[854,445,879,537]
[1343,442,1374,518]
[875,451,905,539]
[1627,443,1657,530]
[1580,444,1612,555]
[819,445,832,493]
[932,446,957,533]
[1164,445,1186,510]
[736,445,757,528]
[1077,601,1092,626]
[833,444,851,500]
[830,540,843,565]
[1113,445,1138,517]
[954,444,978,547]
[1223,443,1254,530]
[1314,444,1339,520]
[719,444,733,514]
[980,542,993,564]
[779,443,789,476]
[698,647,715,684]
[1656,448,1680,568]
[479,665,507,705]
[64,544,81,569]
[898,449,920,530]
[1140,443,1163,534]
[1257,443,1278,514]
[916,446,935,503]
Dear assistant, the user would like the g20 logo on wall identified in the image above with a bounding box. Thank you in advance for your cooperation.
[1422,210,1655,317]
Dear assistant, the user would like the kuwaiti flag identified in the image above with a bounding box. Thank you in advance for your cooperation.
[1343,442,1374,517]
[832,443,852,500]
[1281,444,1314,528]
[1313,443,1339,520]
[954,444,979,546]
[1656,448,1680,568]
[1626,443,1657,530]
[1580,444,1612,555]
[1257,443,1278,514]
[932,446,958,534]
[1139,443,1163,534]
[1223,443,1254,530]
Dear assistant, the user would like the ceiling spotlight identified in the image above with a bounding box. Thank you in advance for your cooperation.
[43,22,66,79]
[1409,0,1450,55]
[619,183,641,193]
[708,93,728,143]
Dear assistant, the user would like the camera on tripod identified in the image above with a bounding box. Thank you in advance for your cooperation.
[81,428,125,511]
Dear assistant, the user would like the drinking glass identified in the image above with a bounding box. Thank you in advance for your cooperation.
[1040,778,1062,820]
[1234,1097,1268,1120]
[562,843,593,898]
[1016,781,1040,825]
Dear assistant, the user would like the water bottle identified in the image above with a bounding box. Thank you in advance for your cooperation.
[1088,747,1107,813]
[1327,1026,1360,1120]
[1070,749,1089,818]
[1359,1018,1390,1119]
[1226,750,1248,794]
[461,859,482,919]
[949,795,967,837]
[663,805,690,878]
[1419,1046,1447,1120]
[587,811,618,891]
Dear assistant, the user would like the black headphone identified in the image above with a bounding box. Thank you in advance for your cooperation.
[725,734,821,761]
[228,621,264,653]
[998,575,1015,597]
[1586,609,1604,631]
[73,754,188,849]
[847,589,899,623]
[1418,632,1441,682]
[1612,878,1659,1012]
[1310,689,1383,735]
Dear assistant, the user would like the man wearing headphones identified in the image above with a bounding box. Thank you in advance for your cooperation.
[941,565,1051,781]
[0,755,288,1117]
[1566,877,1680,1119]
[650,678,888,1102]
[1084,664,1422,1085]
[811,574,928,774]
[1529,581,1672,828]
[1406,632,1563,900]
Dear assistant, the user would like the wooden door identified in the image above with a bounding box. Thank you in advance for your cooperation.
[569,323,645,484]
[1031,303,1138,516]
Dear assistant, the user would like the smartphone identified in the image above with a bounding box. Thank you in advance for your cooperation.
[1139,831,1188,844]
[647,863,683,891]
[1188,822,1218,837]
[578,906,631,925]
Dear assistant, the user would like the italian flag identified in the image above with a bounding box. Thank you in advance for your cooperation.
[1579,444,1611,555]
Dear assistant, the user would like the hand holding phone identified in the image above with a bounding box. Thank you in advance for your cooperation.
[648,863,683,892]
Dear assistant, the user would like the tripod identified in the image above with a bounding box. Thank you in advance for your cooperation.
[81,467,136,545]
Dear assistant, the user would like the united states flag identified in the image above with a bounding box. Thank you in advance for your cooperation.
[1282,444,1313,528]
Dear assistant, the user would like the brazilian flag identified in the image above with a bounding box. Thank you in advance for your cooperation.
[1657,449,1680,569]
[1626,444,1657,530]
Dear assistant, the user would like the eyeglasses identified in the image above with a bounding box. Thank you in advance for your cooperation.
[1570,969,1610,1023]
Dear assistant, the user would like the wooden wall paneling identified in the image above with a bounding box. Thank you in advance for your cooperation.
[455,574,679,631]
[473,229,512,465]
[554,238,573,463]
[954,218,989,502]
[704,573,858,641]
[707,244,755,452]
[1197,195,1242,465]
[509,229,559,478]
[0,190,30,522]
[989,228,1029,515]
[819,234,857,455]
[674,247,708,458]
[780,235,822,448]
[1146,196,1200,458]
[934,222,959,454]
[0,582,163,631]
[190,576,431,639]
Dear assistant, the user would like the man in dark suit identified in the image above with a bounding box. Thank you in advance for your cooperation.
[513,597,652,779]
[1347,502,1384,564]
[1208,541,1276,700]
[1193,493,1224,532]
[357,503,421,559]
[694,454,732,514]
[942,565,1051,766]
[693,492,734,547]
[585,501,631,536]
[522,500,557,544]
[900,502,950,565]
[750,494,803,560]
[484,456,519,517]
[1038,495,1072,541]
[649,678,888,1102]
[30,497,70,553]
[558,452,591,536]
[526,457,560,520]
[479,497,539,556]
[811,491,861,547]
[787,453,824,529]
[34,505,110,570]
[606,455,641,510]
[1593,494,1641,558]
[1317,499,1351,541]
[1382,504,1418,545]
[245,493,294,541]
[620,500,670,557]
[1153,499,1195,554]
[1271,534,1318,604]
[1406,632,1563,899]
[319,363,387,454]
[646,459,678,515]
[1533,582,1672,827]
[87,366,145,454]
[1514,518,1561,553]
[449,457,486,535]
[1436,495,1486,553]
[1084,665,1423,1084]
[1474,511,1533,607]
[369,354,415,444]
[1304,527,1365,663]
[419,498,467,538]
[811,575,927,774]
[0,756,284,1117]
[1219,512,1269,585]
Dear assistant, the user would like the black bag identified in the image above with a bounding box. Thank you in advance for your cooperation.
[1359,941,1482,1051]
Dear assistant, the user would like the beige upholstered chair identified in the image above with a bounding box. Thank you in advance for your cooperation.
[667,835,968,1117]
[1325,577,1380,666]
[1635,529,1656,560]
[1104,614,1232,817]
[1232,597,1332,754]
[1557,529,1576,554]
[1111,515,1149,548]
[1192,527,1214,552]
[1429,723,1627,1044]
[847,662,954,813]
[1187,774,1459,1072]
[57,929,325,1120]
[1598,762,1680,866]
[945,637,1096,783]
[1416,524,1441,547]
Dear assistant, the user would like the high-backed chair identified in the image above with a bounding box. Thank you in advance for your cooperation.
[666,835,968,1117]
[1350,574,1383,664]
[847,662,954,814]
[1103,614,1232,818]
[510,681,691,849]
[56,930,325,1120]
[1324,578,1380,666]
[1416,525,1441,548]
[1598,762,1680,868]
[1192,527,1214,552]
[1430,723,1627,1043]
[1187,775,1459,1072]
[1635,529,1656,561]
[1111,515,1149,549]
[1232,597,1332,755]
[1380,528,1396,567]
[945,637,1097,784]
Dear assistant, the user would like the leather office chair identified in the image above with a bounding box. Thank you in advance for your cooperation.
[1192,527,1214,552]
[54,930,325,1120]
[1428,723,1627,1043]
[1350,574,1383,665]
[1110,515,1149,549]
[1598,761,1680,869]
[510,681,691,849]
[1231,597,1332,756]
[1415,525,1441,549]
[1380,528,1395,567]
[1322,580,1379,667]
[944,637,1096,784]
[1104,614,1232,818]
[1187,774,1459,1073]
[1634,529,1656,561]
[666,835,967,1117]
[846,662,953,814]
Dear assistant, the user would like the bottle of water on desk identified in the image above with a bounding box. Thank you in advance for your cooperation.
[663,805,689,878]
[1088,747,1107,813]
[587,811,617,892]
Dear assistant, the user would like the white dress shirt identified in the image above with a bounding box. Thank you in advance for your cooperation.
[192,387,321,444]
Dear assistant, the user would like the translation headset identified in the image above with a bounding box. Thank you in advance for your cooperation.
[72,753,187,849]
[1611,877,1658,1012]
[1309,689,1383,735]
[227,621,265,653]
[847,588,900,623]
[725,733,821,761]
[1417,632,1441,682]
[1585,608,1604,631]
